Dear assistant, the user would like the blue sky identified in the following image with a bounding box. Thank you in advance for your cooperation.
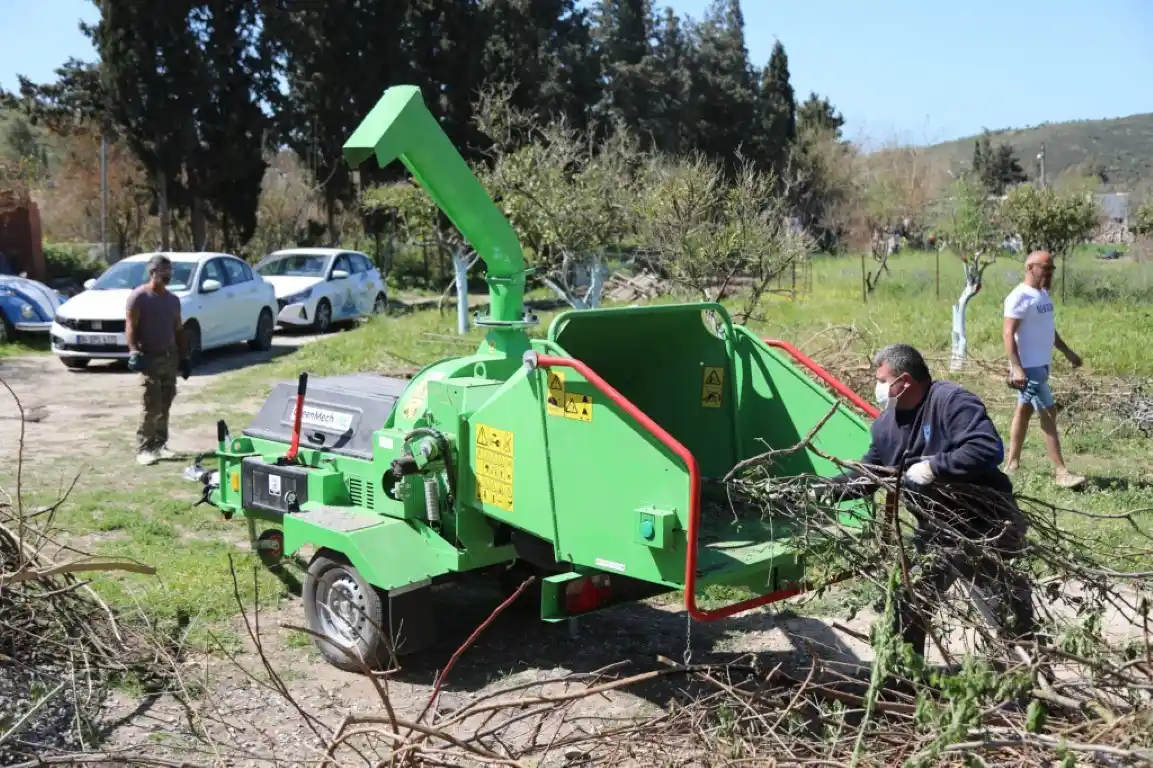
[2,0,1151,146]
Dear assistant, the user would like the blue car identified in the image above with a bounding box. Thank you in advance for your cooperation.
[0,261,65,344]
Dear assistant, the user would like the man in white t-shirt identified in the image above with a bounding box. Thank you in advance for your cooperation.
[1002,250,1085,488]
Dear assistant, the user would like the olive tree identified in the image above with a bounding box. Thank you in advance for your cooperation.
[472,83,638,309]
[1133,197,1153,239]
[1002,185,1101,301]
[635,152,813,324]
[938,175,1004,370]
[1131,197,1153,262]
[845,142,946,296]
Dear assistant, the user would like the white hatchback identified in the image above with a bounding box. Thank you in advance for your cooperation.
[254,248,388,333]
[50,251,279,370]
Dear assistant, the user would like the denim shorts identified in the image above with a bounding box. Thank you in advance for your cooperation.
[1017,365,1055,409]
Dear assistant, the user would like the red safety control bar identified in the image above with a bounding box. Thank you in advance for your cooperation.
[761,338,880,419]
[528,344,875,622]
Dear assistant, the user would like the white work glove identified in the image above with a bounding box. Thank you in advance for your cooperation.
[904,460,935,486]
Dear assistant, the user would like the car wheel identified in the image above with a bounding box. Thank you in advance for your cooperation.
[248,308,274,351]
[61,357,90,370]
[0,313,12,345]
[312,299,332,334]
[304,553,391,673]
[184,321,202,366]
[372,292,387,314]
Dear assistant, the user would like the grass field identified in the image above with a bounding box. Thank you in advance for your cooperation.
[4,244,1151,643]
[0,333,49,357]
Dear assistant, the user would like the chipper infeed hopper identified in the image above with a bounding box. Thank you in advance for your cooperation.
[186,85,877,672]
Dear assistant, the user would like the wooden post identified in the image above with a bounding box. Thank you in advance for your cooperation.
[935,246,940,299]
[860,252,867,303]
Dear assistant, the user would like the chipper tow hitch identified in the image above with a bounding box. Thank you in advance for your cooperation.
[185,419,230,512]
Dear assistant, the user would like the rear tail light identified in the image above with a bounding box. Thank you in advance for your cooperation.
[564,574,611,615]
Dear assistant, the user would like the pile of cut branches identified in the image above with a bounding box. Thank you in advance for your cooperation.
[710,406,1153,766]
[0,379,156,763]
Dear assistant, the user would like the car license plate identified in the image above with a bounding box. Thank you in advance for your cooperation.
[78,334,117,345]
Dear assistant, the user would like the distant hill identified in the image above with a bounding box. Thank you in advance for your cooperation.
[922,113,1153,195]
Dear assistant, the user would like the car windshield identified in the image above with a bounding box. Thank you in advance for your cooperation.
[91,260,195,291]
[256,253,330,277]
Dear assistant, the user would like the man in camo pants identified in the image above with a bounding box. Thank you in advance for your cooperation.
[125,255,192,465]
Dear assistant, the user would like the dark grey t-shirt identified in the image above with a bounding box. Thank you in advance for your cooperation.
[126,286,181,355]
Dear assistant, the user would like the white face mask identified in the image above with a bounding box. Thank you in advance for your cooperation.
[875,380,896,410]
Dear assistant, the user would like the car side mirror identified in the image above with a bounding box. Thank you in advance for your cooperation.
[201,279,223,293]
[83,278,96,290]
[330,269,349,280]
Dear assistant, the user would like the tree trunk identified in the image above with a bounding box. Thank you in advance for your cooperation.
[950,281,979,371]
[540,252,608,310]
[586,259,607,309]
[326,194,337,246]
[190,195,207,250]
[157,170,170,250]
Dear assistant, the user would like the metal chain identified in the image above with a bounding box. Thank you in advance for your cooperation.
[683,610,693,666]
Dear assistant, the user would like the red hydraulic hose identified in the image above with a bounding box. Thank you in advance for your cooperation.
[761,338,880,419]
[285,372,309,463]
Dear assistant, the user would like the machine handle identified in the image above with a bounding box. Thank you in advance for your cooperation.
[285,372,309,463]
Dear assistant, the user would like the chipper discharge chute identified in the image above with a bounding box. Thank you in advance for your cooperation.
[186,85,878,673]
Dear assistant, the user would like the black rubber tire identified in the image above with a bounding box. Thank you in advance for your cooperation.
[312,299,332,334]
[183,321,202,367]
[248,308,274,351]
[372,292,387,314]
[303,553,390,673]
[0,313,12,345]
[61,357,90,370]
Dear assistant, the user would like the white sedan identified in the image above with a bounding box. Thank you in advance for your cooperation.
[50,251,279,370]
[254,248,388,333]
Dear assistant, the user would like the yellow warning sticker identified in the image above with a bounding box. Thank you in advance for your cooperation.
[476,424,513,456]
[401,379,429,419]
[701,366,725,408]
[564,392,594,422]
[475,424,514,511]
[476,447,513,483]
[546,371,565,417]
[400,372,446,419]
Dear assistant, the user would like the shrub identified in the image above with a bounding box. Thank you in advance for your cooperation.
[42,242,104,283]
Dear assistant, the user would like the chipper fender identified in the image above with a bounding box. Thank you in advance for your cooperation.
[279,508,456,591]
[282,510,458,668]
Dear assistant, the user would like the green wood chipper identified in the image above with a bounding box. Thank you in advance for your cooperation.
[185,85,878,672]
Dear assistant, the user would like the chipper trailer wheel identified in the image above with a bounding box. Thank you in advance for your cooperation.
[303,552,435,672]
[304,553,387,672]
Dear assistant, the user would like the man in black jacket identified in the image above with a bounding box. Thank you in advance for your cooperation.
[825,344,1035,659]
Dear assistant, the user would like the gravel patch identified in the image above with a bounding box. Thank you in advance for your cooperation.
[0,661,103,765]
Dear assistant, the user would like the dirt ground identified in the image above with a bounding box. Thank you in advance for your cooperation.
[92,588,879,766]
[0,332,322,466]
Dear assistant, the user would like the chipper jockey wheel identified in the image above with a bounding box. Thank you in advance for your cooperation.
[303,551,435,673]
